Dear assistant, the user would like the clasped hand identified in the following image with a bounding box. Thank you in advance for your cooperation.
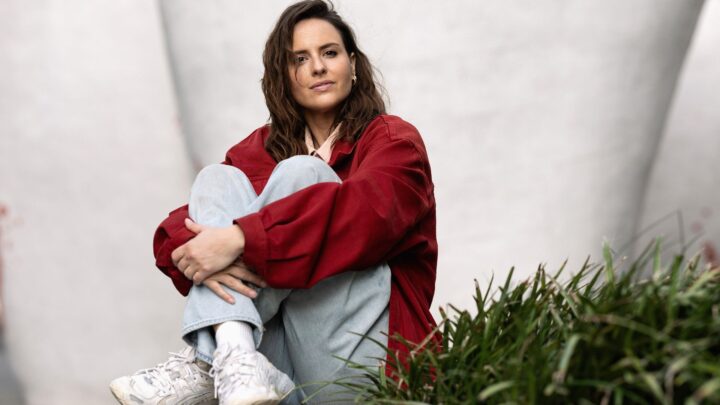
[171,218,267,303]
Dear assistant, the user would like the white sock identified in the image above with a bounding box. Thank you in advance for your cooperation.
[215,321,256,352]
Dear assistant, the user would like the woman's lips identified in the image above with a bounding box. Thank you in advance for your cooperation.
[311,81,334,92]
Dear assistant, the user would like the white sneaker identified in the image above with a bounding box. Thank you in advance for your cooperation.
[211,345,295,405]
[110,346,217,405]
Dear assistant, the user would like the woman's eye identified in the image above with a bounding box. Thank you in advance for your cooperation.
[296,55,308,64]
[325,50,337,57]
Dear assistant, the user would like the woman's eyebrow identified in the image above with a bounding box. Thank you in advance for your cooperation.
[292,42,341,54]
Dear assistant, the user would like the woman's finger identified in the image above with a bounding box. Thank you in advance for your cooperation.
[171,245,185,266]
[176,256,189,272]
[184,218,204,234]
[227,264,268,288]
[204,279,235,304]
[183,262,197,281]
[193,268,211,285]
[217,273,258,299]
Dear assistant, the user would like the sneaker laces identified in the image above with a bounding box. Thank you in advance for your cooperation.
[134,348,207,396]
[210,347,264,399]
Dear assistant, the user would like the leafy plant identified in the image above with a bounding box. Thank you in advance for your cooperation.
[332,241,720,404]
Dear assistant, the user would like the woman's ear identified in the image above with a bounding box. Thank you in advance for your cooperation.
[350,52,356,74]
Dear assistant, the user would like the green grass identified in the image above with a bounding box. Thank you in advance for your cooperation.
[332,241,720,404]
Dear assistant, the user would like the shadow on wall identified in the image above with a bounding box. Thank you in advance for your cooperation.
[0,204,23,404]
[1,203,6,336]
[0,340,24,404]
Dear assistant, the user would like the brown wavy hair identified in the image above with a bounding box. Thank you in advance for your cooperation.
[262,0,386,162]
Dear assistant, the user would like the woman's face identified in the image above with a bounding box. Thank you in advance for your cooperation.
[288,18,355,118]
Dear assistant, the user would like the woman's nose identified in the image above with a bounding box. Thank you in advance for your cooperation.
[311,57,327,76]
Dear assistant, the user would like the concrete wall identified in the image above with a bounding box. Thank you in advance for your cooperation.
[0,1,189,404]
[639,0,720,265]
[0,0,715,403]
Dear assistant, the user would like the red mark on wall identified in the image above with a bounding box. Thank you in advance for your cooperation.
[691,222,704,234]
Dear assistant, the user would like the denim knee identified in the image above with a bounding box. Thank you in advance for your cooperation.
[272,155,339,184]
[195,163,244,182]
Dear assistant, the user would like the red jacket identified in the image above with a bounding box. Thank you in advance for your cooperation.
[153,114,438,362]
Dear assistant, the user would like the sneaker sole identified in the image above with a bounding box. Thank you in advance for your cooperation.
[227,400,280,405]
[224,394,282,405]
[109,382,218,405]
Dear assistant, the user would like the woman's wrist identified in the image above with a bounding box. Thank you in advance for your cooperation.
[230,224,245,256]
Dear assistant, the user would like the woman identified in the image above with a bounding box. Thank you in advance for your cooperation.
[110,1,437,404]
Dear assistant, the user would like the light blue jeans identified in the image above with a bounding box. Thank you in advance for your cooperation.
[180,156,390,403]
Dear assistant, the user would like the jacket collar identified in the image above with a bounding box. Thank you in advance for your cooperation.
[328,137,357,167]
[260,125,358,167]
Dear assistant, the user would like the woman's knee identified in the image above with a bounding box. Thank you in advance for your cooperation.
[272,155,339,184]
[196,163,240,180]
[193,163,251,188]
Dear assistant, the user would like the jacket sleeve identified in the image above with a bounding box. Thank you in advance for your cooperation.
[153,204,195,295]
[235,124,434,289]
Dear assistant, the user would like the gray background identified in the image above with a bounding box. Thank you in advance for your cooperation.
[0,1,718,403]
